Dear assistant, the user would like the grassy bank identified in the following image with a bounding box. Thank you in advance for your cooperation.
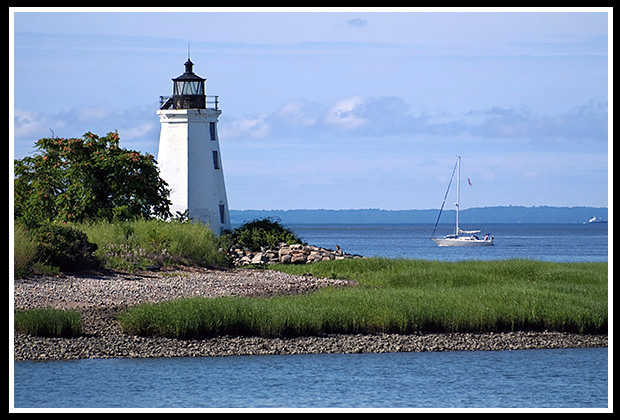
[14,217,302,276]
[77,219,230,270]
[117,258,608,338]
[14,308,82,338]
[13,219,231,276]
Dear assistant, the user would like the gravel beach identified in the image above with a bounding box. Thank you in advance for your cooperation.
[13,267,607,361]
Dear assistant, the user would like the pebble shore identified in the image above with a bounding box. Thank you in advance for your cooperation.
[13,267,607,361]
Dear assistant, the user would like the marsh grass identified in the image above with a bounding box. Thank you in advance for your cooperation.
[117,258,607,339]
[77,219,229,270]
[13,223,38,277]
[14,308,83,338]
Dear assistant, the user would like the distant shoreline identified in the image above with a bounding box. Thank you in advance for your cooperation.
[230,206,608,225]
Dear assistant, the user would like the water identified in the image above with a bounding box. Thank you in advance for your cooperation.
[290,223,608,263]
[12,348,608,409]
[12,223,609,409]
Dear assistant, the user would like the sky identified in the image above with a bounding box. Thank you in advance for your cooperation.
[10,8,611,211]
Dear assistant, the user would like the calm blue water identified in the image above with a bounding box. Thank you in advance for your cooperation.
[13,223,609,409]
[13,348,608,409]
[290,223,608,263]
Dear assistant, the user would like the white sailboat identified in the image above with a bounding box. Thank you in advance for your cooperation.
[431,156,494,247]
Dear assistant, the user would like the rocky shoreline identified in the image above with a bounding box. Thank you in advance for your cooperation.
[229,243,364,266]
[13,267,607,361]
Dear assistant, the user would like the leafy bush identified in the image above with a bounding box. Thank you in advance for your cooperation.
[14,308,82,338]
[229,218,304,251]
[34,222,99,272]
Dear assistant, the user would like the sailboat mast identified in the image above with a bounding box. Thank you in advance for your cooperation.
[455,155,460,236]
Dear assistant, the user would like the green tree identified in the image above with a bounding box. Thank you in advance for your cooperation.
[14,131,172,225]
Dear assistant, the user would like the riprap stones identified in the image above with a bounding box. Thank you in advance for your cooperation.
[229,243,364,267]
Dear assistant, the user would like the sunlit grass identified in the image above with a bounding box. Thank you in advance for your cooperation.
[14,308,83,338]
[76,218,230,270]
[117,258,608,339]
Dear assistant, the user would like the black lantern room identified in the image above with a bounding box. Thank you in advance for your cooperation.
[172,59,206,109]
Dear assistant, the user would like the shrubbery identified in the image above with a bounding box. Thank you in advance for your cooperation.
[13,216,307,276]
[81,218,230,270]
[13,222,99,276]
[13,218,233,276]
[229,217,304,251]
[13,131,174,277]
[34,222,99,271]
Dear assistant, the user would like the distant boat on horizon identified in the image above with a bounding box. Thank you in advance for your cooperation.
[587,216,607,224]
[430,156,494,247]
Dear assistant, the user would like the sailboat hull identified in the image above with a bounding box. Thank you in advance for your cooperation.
[431,237,494,247]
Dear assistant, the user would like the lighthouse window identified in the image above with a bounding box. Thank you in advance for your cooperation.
[174,80,204,96]
[210,122,216,140]
[219,204,226,224]
[212,151,220,169]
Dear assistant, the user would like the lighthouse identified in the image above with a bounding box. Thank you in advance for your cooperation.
[156,58,231,234]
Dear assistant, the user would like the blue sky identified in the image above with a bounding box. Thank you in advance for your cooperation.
[11,8,610,210]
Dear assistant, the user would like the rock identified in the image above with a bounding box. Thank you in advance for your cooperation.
[229,242,363,267]
[251,253,268,264]
[291,254,307,264]
[239,256,252,266]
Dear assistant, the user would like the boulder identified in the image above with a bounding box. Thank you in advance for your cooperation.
[239,256,252,266]
[290,254,307,264]
[251,253,268,264]
[229,242,363,266]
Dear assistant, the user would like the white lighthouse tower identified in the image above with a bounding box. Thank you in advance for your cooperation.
[156,58,231,234]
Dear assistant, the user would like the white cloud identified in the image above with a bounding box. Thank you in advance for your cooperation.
[323,96,366,130]
[13,106,161,159]
[219,116,271,140]
[218,96,608,147]
[14,109,66,139]
[274,100,319,127]
[462,102,608,143]
[117,122,156,141]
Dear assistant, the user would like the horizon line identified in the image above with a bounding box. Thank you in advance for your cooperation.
[230,205,608,211]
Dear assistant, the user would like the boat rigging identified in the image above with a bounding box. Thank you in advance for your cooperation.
[430,156,494,247]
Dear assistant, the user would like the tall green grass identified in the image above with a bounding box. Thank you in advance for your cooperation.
[117,258,608,338]
[77,218,229,270]
[13,223,38,277]
[14,308,82,337]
